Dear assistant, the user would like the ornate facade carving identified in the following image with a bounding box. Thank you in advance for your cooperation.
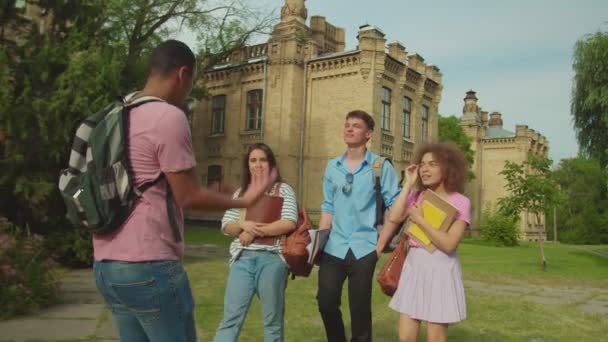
[309,55,360,72]
[281,0,307,22]
[384,57,403,76]
[382,74,396,83]
[406,69,422,84]
[424,79,439,94]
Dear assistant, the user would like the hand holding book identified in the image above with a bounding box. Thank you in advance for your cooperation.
[307,228,330,264]
[405,189,458,252]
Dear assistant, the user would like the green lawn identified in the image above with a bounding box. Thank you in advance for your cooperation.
[184,225,233,246]
[459,240,608,287]
[586,244,608,253]
[183,228,608,341]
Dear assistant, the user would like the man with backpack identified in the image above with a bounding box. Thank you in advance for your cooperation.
[316,110,401,342]
[60,40,275,342]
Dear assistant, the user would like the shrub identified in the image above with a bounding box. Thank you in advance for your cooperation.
[0,219,60,320]
[479,207,520,247]
[46,227,93,268]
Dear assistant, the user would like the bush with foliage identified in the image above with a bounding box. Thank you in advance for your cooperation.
[46,227,93,268]
[479,207,519,247]
[0,219,60,320]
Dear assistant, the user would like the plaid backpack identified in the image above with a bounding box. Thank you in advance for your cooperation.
[58,93,181,241]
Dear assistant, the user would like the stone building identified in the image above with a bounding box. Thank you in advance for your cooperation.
[460,90,549,241]
[190,0,443,221]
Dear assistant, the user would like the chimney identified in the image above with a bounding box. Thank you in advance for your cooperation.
[488,112,503,128]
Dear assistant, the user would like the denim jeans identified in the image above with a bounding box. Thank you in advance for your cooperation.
[214,250,289,342]
[317,249,378,342]
[93,260,196,342]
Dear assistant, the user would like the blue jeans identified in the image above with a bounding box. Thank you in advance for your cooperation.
[93,260,196,342]
[214,250,289,342]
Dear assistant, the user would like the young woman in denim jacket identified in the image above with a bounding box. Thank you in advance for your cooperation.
[214,143,298,342]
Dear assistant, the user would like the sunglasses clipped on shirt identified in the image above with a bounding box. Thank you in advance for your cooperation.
[342,172,354,195]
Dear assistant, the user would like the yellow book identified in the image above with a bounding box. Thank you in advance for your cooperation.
[406,189,458,252]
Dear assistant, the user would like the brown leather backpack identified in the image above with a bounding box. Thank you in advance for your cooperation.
[281,207,312,279]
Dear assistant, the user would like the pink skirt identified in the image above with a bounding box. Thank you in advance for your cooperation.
[389,247,466,323]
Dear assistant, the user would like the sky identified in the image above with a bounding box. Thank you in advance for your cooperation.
[181,0,608,163]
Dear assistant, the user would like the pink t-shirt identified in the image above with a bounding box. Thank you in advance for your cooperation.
[406,190,471,248]
[93,101,197,261]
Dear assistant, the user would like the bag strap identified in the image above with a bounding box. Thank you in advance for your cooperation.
[121,94,181,243]
[123,91,166,107]
[270,182,281,196]
[373,157,391,228]
[165,181,182,243]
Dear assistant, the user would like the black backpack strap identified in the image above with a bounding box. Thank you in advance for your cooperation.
[373,157,391,228]
[165,181,182,243]
[132,174,181,243]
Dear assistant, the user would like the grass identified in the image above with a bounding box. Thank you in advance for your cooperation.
[585,244,608,253]
[183,228,608,341]
[459,240,608,288]
[184,225,233,246]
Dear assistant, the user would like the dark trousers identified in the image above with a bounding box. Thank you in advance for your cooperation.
[317,249,378,342]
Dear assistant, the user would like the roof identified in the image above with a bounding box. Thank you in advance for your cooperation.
[484,127,515,139]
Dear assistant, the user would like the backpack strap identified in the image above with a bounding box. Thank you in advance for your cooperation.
[123,92,166,106]
[165,181,182,243]
[271,182,282,196]
[121,94,182,243]
[372,157,392,228]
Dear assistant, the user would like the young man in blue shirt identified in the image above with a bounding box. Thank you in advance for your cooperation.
[317,110,401,342]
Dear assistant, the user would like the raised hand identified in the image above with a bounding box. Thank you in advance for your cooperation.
[210,181,237,196]
[241,167,278,206]
[404,164,419,186]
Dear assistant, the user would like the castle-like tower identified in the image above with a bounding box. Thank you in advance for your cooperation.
[461,90,549,241]
[190,0,443,221]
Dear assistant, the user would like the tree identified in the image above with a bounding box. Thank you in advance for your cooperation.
[438,115,475,178]
[572,31,608,167]
[550,156,608,244]
[104,0,274,84]
[498,153,564,270]
[0,0,274,265]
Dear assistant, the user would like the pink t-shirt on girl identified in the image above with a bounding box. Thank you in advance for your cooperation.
[93,102,197,262]
[405,190,471,248]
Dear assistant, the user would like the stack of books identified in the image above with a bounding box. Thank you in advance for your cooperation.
[406,189,458,252]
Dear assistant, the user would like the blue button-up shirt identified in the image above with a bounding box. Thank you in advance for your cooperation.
[321,150,400,260]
